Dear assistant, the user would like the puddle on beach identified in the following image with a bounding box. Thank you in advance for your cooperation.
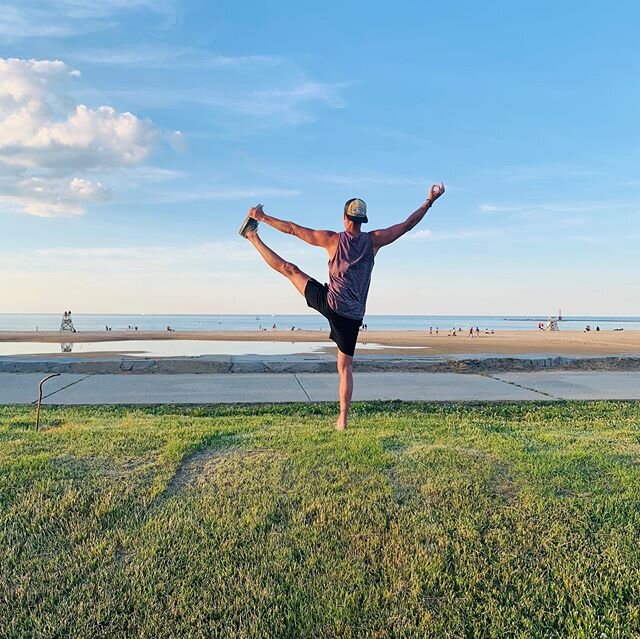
[0,340,428,358]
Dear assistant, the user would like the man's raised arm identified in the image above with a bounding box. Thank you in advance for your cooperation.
[370,182,445,253]
[248,205,337,253]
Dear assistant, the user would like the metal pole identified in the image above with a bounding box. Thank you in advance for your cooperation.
[36,374,60,430]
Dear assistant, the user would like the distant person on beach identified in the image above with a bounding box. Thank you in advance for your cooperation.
[239,183,446,429]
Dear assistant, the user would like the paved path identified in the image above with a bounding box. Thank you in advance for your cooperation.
[1,371,640,405]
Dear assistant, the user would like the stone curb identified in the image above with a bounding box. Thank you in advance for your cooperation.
[1,355,640,374]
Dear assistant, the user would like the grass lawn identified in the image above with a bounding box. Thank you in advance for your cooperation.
[1,401,639,638]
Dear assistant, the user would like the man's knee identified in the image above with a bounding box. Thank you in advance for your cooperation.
[337,353,353,373]
[281,261,301,278]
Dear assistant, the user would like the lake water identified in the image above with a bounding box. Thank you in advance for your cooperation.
[0,340,425,358]
[2,313,639,332]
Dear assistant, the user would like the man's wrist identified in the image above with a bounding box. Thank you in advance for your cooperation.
[424,199,433,209]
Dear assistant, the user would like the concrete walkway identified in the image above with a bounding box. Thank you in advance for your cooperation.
[1,371,639,405]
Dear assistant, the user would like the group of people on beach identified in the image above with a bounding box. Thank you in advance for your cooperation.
[427,326,495,336]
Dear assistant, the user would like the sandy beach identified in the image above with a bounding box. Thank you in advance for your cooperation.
[1,329,639,357]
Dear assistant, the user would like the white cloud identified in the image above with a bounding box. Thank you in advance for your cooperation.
[168,130,187,152]
[0,175,111,217]
[411,229,433,239]
[69,177,110,200]
[0,57,169,216]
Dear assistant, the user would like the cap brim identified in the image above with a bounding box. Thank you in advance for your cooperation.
[346,214,368,223]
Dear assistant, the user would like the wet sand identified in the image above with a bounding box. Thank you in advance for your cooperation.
[1,329,639,357]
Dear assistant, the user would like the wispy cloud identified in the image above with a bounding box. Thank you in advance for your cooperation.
[487,163,598,183]
[479,200,638,216]
[4,241,254,273]
[313,174,427,187]
[70,45,282,69]
[247,165,432,189]
[409,228,503,241]
[569,235,602,244]
[0,0,176,40]
[124,166,185,182]
[122,187,301,205]
[35,241,251,262]
[93,81,350,125]
[5,237,320,274]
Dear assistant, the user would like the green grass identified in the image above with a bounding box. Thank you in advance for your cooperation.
[1,401,640,638]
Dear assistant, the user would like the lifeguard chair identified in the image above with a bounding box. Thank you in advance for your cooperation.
[60,311,76,333]
[60,311,76,352]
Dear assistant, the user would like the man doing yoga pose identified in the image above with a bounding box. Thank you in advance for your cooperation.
[239,182,445,430]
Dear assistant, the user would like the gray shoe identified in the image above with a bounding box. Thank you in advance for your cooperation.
[238,216,259,238]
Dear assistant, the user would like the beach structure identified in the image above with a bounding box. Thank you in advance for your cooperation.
[60,311,76,333]
[60,311,76,351]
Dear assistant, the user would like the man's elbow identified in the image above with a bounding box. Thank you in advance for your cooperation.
[403,221,417,235]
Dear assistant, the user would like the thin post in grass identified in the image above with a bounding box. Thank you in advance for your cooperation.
[36,374,60,430]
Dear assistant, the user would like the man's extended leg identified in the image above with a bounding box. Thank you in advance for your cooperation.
[336,350,354,430]
[246,230,310,295]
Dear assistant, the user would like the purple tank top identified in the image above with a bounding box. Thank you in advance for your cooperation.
[327,231,375,320]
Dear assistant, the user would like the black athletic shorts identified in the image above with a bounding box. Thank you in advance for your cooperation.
[304,279,362,356]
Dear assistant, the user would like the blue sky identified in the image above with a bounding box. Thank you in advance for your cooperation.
[1,0,639,314]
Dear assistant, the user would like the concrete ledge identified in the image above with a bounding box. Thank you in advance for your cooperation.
[1,354,640,375]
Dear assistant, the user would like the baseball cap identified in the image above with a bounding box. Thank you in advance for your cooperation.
[345,198,368,223]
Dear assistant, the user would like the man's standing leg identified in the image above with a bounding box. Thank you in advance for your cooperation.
[336,351,353,430]
[244,227,353,431]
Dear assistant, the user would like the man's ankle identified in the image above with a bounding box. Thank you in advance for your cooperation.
[336,412,348,427]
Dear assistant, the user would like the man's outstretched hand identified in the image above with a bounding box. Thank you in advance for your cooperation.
[428,182,445,204]
[248,203,265,221]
